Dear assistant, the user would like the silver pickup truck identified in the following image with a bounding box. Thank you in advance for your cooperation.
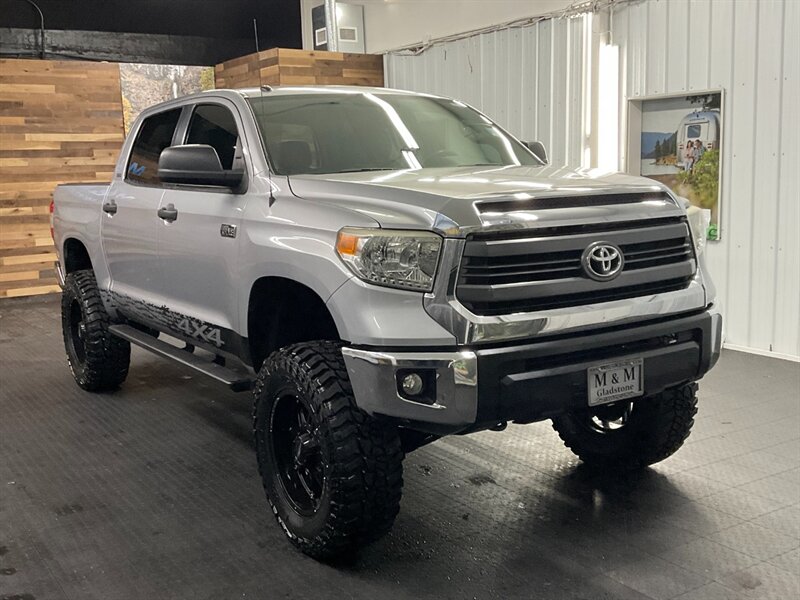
[53,86,722,560]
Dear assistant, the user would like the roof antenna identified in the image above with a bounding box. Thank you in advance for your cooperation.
[253,18,271,93]
[253,17,276,206]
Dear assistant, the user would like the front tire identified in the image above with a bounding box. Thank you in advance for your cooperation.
[61,269,130,392]
[551,383,698,470]
[253,341,403,560]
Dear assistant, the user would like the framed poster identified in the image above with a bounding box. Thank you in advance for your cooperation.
[627,91,723,240]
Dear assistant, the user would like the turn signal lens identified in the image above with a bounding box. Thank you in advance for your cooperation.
[335,231,359,256]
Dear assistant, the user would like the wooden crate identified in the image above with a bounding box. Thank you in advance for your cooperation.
[0,59,125,298]
[215,48,383,89]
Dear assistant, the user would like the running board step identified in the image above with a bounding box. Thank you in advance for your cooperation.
[109,324,253,392]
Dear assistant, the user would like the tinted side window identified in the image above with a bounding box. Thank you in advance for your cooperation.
[185,104,239,170]
[126,108,182,185]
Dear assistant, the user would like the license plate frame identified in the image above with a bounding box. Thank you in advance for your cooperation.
[587,359,644,406]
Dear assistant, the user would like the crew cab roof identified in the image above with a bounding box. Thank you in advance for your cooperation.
[127,86,441,128]
[234,85,429,98]
[153,86,443,108]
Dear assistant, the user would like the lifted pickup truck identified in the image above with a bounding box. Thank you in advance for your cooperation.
[53,86,722,560]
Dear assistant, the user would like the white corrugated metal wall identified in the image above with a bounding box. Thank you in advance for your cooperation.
[383,0,799,360]
[384,15,589,167]
[613,0,800,359]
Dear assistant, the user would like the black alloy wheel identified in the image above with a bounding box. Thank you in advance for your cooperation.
[270,389,325,515]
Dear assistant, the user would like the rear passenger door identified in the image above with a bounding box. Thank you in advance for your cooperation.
[157,101,249,353]
[103,107,181,320]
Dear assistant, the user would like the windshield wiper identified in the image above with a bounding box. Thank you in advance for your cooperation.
[329,168,394,174]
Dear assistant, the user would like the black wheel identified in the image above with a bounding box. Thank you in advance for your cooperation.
[253,341,403,560]
[61,269,130,392]
[551,382,698,470]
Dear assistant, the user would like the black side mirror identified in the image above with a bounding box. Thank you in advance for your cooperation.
[523,140,549,164]
[158,144,244,188]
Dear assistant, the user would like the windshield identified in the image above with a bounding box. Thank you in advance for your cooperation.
[247,92,542,175]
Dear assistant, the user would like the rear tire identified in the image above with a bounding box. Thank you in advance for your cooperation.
[253,341,404,561]
[551,382,698,470]
[61,269,130,392]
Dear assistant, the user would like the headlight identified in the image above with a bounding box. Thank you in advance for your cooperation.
[686,205,711,255]
[336,228,442,292]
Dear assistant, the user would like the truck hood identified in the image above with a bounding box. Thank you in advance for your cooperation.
[287,165,679,235]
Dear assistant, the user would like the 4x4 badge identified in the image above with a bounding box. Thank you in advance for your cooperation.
[582,241,624,281]
[220,223,237,239]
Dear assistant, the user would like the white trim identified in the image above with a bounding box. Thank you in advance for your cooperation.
[722,343,800,363]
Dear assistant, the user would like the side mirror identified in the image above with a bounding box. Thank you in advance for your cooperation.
[523,140,548,164]
[158,144,244,188]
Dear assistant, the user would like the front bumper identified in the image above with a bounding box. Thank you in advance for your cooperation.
[342,306,722,434]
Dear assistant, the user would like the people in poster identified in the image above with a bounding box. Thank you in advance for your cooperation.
[684,141,695,172]
[692,139,705,171]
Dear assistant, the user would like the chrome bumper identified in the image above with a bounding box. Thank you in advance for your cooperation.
[708,302,723,368]
[54,261,66,289]
[341,347,478,430]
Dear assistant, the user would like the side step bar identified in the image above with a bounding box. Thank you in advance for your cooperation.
[109,324,253,392]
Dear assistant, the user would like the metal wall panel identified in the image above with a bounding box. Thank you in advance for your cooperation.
[383,0,798,359]
[614,0,799,359]
[384,16,588,168]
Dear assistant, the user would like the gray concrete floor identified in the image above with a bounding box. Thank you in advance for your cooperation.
[1,297,799,600]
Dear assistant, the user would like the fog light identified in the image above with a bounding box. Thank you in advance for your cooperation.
[401,373,424,396]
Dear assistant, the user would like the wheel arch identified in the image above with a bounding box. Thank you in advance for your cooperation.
[247,276,341,370]
[62,237,93,274]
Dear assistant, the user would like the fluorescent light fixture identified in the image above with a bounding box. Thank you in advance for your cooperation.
[495,180,553,189]
[440,177,489,184]
[371,169,413,182]
[598,43,620,173]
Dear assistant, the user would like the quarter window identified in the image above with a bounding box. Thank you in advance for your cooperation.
[126,108,182,185]
[185,104,240,170]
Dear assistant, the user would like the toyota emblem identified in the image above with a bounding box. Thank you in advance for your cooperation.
[582,241,624,281]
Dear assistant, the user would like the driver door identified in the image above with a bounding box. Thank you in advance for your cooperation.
[156,100,249,353]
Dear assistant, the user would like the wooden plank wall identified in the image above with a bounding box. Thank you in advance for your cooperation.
[215,48,384,89]
[214,48,282,88]
[0,49,381,299]
[0,59,124,298]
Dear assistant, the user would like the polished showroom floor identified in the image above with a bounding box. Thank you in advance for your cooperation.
[1,297,798,600]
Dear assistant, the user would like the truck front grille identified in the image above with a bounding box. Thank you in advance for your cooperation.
[457,218,696,316]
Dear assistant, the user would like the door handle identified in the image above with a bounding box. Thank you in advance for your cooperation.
[102,200,117,215]
[158,203,178,222]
